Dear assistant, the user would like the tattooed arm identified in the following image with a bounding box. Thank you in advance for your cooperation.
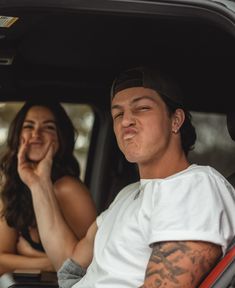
[140,241,222,288]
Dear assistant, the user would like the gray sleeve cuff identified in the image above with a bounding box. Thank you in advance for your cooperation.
[57,258,86,288]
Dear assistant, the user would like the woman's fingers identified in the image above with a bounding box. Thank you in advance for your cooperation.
[17,139,29,166]
[17,139,54,186]
[43,141,56,165]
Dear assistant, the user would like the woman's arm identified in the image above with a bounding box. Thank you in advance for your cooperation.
[17,235,46,258]
[17,140,94,271]
[0,253,54,275]
[0,216,54,275]
[140,241,222,288]
[54,176,97,240]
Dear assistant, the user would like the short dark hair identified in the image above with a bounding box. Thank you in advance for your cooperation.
[111,66,196,155]
[160,94,196,156]
[111,66,183,104]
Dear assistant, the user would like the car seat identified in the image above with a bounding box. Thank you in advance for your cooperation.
[227,112,235,187]
[198,112,235,288]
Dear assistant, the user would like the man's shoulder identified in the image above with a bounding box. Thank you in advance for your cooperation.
[187,164,228,182]
[118,181,140,195]
[172,164,224,180]
[113,181,140,202]
[175,164,235,195]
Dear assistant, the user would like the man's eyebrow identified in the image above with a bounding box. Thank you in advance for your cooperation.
[131,95,157,104]
[111,95,156,111]
[111,104,122,111]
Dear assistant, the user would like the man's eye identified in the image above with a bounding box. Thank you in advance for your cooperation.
[113,112,123,120]
[137,106,150,111]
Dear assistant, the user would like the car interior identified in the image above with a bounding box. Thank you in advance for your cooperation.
[198,111,235,288]
[0,1,235,287]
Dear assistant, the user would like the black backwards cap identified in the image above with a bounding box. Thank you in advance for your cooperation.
[111,66,183,105]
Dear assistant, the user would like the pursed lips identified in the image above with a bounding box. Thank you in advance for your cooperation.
[122,128,137,140]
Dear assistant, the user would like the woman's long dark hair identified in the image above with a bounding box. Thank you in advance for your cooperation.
[0,100,81,231]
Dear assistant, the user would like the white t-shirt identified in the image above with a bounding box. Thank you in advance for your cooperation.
[73,165,235,288]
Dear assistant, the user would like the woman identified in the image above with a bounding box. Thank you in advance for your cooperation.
[0,100,97,275]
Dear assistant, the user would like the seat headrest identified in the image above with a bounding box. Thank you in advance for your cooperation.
[227,112,235,141]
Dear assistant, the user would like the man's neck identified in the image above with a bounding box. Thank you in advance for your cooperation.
[138,152,190,179]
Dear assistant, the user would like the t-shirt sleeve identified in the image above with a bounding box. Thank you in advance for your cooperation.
[96,182,140,228]
[148,169,235,254]
[96,211,107,228]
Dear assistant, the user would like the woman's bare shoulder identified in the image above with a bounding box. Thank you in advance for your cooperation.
[54,176,90,199]
[53,176,96,239]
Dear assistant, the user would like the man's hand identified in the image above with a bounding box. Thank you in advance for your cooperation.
[17,139,54,188]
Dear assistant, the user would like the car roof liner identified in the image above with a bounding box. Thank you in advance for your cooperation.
[0,2,234,113]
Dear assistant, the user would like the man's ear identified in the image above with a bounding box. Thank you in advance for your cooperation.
[172,109,185,133]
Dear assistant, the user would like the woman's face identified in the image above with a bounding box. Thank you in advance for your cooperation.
[20,106,59,162]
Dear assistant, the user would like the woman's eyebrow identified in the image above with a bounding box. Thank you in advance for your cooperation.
[23,119,34,124]
[23,119,56,124]
[43,120,56,124]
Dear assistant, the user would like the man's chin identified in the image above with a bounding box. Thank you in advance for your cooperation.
[124,153,139,163]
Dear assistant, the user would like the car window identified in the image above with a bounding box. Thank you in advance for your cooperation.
[189,111,235,178]
[0,102,94,180]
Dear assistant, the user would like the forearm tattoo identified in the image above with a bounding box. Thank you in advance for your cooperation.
[141,241,222,288]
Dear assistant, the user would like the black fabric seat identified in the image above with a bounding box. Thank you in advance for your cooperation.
[227,112,235,187]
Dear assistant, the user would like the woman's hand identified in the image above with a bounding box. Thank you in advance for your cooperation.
[16,236,55,272]
[17,235,45,258]
[17,139,54,189]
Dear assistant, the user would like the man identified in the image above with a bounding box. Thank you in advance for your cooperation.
[18,66,235,287]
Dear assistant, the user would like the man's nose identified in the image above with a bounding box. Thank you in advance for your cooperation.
[121,110,135,127]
